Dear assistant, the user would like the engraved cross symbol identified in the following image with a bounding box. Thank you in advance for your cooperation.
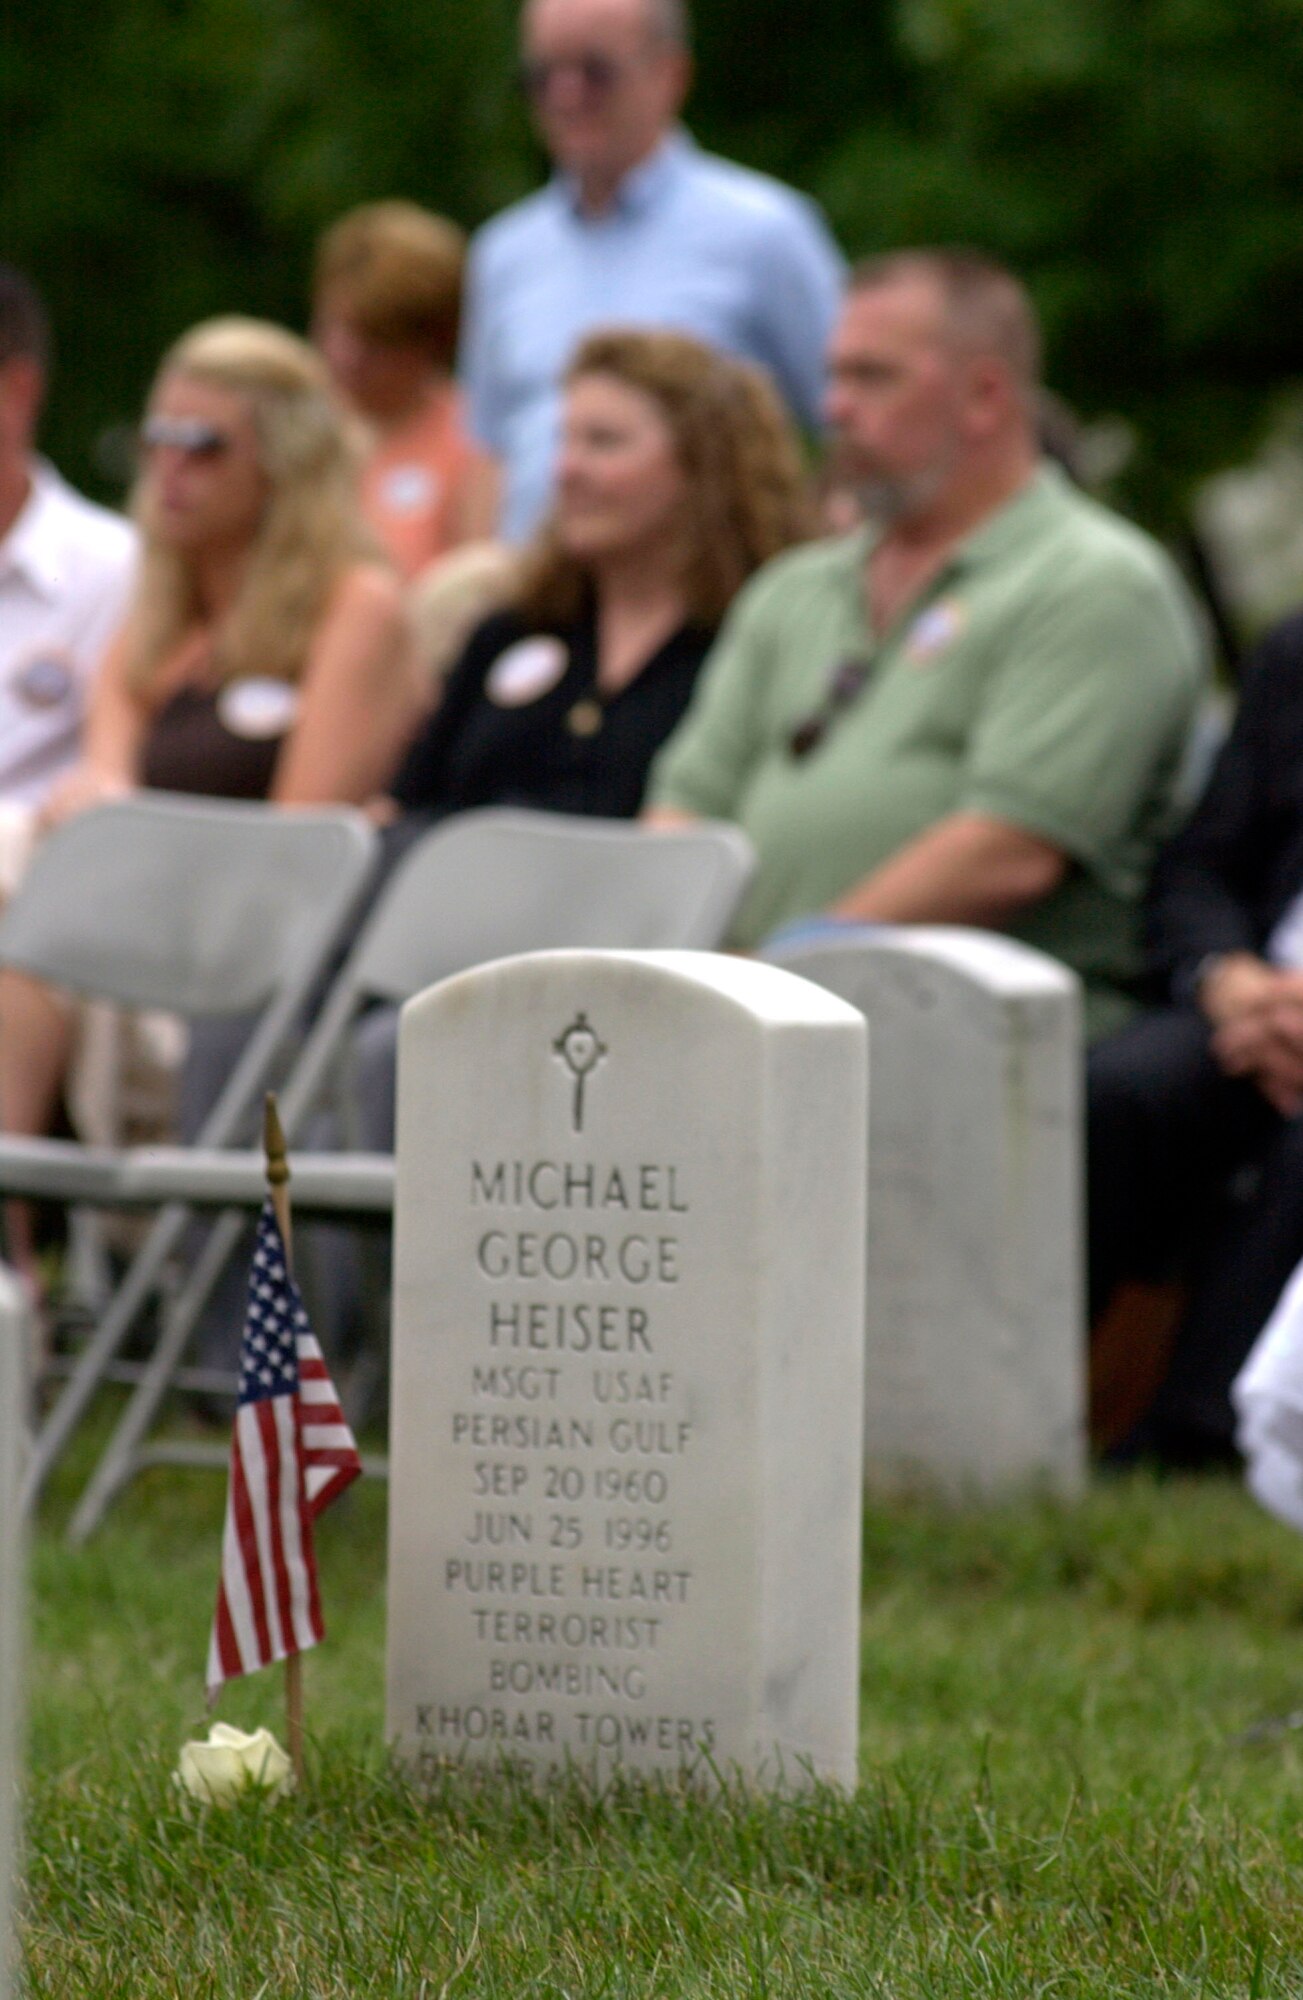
[553,1012,607,1133]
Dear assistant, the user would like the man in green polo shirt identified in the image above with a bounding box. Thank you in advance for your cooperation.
[646,249,1207,1039]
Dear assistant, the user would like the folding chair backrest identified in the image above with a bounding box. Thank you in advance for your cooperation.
[0,794,376,1018]
[1,799,377,1531]
[353,808,753,1004]
[279,808,753,1128]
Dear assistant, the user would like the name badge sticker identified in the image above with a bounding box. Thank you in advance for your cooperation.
[380,464,440,517]
[904,597,966,665]
[218,677,301,740]
[486,637,569,708]
[11,651,75,711]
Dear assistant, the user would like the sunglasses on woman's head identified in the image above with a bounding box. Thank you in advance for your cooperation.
[138,416,233,461]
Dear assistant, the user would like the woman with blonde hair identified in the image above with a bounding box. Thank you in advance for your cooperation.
[378,325,811,825]
[0,314,423,1292]
[65,314,421,808]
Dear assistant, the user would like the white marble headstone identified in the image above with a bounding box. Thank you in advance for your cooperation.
[771,928,1085,1498]
[0,1270,25,2000]
[387,950,867,1787]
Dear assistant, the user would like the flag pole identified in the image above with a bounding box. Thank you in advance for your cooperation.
[263,1092,305,1787]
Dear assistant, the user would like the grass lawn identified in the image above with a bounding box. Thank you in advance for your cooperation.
[20,1448,1303,1996]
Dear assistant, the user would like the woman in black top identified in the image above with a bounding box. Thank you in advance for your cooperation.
[389,606,708,820]
[300,330,812,1353]
[375,325,811,829]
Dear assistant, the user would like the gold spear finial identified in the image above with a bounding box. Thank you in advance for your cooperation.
[263,1092,289,1189]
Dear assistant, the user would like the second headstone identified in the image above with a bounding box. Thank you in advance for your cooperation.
[771,927,1084,1497]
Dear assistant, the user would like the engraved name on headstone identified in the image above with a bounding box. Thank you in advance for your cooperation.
[387,950,867,1787]
[771,928,1085,1497]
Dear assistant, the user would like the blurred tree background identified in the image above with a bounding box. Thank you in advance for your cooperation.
[6,0,1303,554]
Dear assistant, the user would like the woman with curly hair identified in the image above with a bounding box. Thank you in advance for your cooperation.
[376,324,811,827]
[0,316,423,1291]
[311,323,815,1281]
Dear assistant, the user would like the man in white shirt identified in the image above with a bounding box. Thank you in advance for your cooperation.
[0,266,136,872]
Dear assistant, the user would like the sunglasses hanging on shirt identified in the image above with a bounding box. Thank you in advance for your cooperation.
[787,657,873,760]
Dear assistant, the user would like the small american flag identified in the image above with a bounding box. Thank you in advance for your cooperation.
[206,1199,361,1695]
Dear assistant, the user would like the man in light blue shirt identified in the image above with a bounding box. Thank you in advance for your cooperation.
[462,0,845,540]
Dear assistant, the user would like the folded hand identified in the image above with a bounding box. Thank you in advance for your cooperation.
[1209,965,1303,1116]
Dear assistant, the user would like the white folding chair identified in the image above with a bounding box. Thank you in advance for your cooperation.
[278,805,756,1125]
[0,794,378,1511]
[67,807,754,1535]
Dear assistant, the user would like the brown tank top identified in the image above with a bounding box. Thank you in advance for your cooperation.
[139,680,298,799]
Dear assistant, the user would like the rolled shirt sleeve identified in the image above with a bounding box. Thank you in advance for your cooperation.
[959,570,1208,896]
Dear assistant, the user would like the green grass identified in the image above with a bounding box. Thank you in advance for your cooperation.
[21,1456,1303,1996]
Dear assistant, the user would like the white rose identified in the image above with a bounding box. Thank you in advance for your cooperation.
[175,1723,294,1807]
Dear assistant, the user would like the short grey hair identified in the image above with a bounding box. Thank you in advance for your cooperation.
[646,0,690,45]
[521,0,690,49]
[849,249,1042,393]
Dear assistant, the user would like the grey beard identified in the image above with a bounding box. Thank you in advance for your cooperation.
[851,475,915,527]
[850,451,957,529]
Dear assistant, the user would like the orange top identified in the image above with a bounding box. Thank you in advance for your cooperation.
[360,386,491,580]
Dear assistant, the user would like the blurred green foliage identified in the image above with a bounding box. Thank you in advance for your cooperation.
[5,0,1303,527]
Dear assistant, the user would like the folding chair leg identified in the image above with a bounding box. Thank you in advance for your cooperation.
[64,1208,114,1319]
[66,1207,247,1543]
[351,1228,392,1427]
[20,1200,191,1513]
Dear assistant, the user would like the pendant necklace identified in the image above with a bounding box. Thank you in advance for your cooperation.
[565,695,604,737]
